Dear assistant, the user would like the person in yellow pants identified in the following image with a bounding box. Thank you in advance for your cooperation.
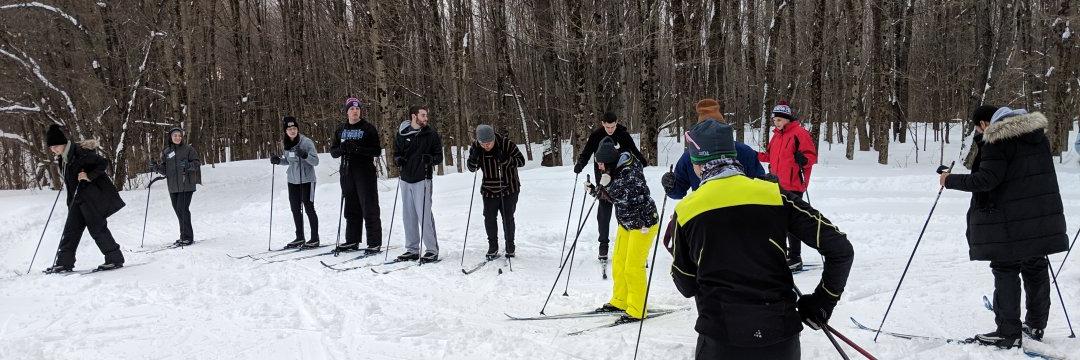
[585,136,660,322]
[609,224,658,318]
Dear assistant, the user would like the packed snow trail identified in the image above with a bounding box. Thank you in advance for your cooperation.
[0,133,1077,359]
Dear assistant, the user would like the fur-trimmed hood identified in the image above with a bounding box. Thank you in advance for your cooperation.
[983,112,1047,144]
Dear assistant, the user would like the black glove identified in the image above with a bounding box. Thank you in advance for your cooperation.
[177,159,189,173]
[150,161,163,175]
[468,144,481,160]
[294,147,309,159]
[467,160,479,172]
[343,141,360,155]
[330,147,345,158]
[797,291,838,330]
[421,154,434,166]
[573,161,586,174]
[794,151,808,167]
[661,172,676,194]
[395,156,406,168]
[760,173,780,183]
[270,155,281,165]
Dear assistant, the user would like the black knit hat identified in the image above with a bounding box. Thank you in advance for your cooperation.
[594,137,619,164]
[45,124,67,146]
[971,105,999,126]
[685,119,737,164]
[283,116,299,130]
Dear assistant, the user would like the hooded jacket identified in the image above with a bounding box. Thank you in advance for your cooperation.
[944,112,1069,261]
[596,153,658,230]
[61,140,126,218]
[758,121,817,193]
[394,120,444,183]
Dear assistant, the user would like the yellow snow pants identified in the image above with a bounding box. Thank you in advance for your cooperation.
[609,224,658,319]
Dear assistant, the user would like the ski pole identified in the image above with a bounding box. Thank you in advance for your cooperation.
[27,186,64,274]
[460,170,479,267]
[335,157,347,253]
[632,165,671,360]
[559,172,581,266]
[540,196,598,315]
[826,324,877,360]
[873,161,954,342]
[1056,226,1079,275]
[383,179,401,262]
[1046,256,1076,338]
[333,193,344,254]
[418,179,430,266]
[562,175,590,296]
[267,160,276,251]
[140,176,166,248]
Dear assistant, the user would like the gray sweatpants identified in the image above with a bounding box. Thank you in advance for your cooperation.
[400,179,438,255]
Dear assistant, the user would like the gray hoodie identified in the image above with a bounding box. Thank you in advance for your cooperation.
[277,134,319,184]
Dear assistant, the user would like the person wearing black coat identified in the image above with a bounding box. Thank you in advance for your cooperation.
[42,125,126,273]
[572,112,647,260]
[942,106,1069,348]
[330,98,384,253]
[393,105,443,262]
[152,127,201,246]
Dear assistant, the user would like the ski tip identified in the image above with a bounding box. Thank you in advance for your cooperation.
[498,268,503,275]
[461,269,468,274]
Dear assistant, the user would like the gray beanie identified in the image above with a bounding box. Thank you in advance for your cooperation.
[685,119,737,164]
[594,137,619,164]
[476,124,495,143]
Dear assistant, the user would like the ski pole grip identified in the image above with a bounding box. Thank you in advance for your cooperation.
[935,165,949,174]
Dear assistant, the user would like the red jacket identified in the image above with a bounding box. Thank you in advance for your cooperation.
[758,121,817,192]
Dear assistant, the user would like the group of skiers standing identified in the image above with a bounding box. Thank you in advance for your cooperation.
[36,93,1074,359]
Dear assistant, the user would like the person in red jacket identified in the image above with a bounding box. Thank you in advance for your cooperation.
[758,101,817,271]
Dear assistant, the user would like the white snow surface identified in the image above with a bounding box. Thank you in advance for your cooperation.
[1,129,1078,360]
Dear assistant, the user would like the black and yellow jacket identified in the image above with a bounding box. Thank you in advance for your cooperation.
[670,175,853,347]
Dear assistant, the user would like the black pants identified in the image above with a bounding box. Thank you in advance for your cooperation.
[288,183,319,241]
[55,203,124,267]
[170,191,194,241]
[483,193,518,253]
[991,256,1051,335]
[695,333,800,360]
[597,198,613,245]
[786,191,803,258]
[342,172,381,247]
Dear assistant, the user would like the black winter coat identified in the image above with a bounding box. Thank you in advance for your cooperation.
[330,118,383,177]
[574,124,647,180]
[394,121,443,184]
[61,141,125,219]
[944,112,1068,261]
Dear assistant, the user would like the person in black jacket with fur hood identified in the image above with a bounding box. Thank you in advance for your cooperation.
[42,125,126,273]
[942,106,1069,348]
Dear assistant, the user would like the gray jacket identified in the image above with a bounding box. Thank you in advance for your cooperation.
[158,142,201,193]
[277,135,319,184]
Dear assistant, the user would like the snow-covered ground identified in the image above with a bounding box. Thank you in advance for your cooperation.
[0,127,1078,359]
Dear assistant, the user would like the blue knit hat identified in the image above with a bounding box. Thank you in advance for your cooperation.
[685,119,737,164]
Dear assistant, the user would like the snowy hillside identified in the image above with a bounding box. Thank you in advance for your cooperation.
[0,130,1078,360]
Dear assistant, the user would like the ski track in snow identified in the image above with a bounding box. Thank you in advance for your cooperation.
[1,132,1078,359]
